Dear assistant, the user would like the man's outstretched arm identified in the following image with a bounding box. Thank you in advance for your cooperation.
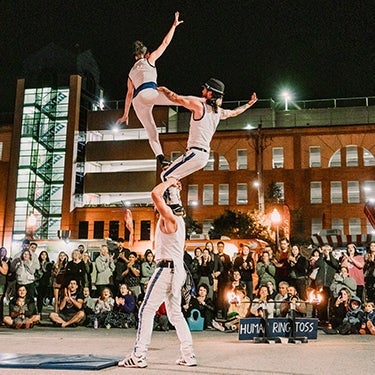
[220,92,258,120]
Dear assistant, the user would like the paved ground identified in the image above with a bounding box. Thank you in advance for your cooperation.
[0,324,374,375]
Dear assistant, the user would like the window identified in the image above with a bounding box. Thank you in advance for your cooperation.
[140,220,151,240]
[364,181,375,202]
[309,146,321,167]
[310,182,322,204]
[93,221,104,239]
[109,220,119,241]
[237,149,247,169]
[311,218,322,235]
[348,218,361,235]
[188,185,199,206]
[78,221,88,239]
[272,147,284,168]
[347,181,360,203]
[219,184,229,205]
[331,218,344,233]
[346,146,358,167]
[237,183,248,204]
[330,182,343,204]
[203,184,213,205]
[364,148,375,166]
[329,150,341,167]
[219,155,229,170]
[171,151,182,162]
[204,151,215,171]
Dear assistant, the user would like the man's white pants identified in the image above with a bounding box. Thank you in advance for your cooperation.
[161,149,210,181]
[133,266,194,359]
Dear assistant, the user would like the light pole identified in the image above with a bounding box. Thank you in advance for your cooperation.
[270,208,281,247]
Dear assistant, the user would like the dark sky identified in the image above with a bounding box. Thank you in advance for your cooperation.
[1,0,374,114]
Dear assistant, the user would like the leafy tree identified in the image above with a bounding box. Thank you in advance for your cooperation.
[265,182,283,204]
[209,209,272,243]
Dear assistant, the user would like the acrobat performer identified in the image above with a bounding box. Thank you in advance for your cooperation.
[118,178,196,368]
[116,12,183,168]
[158,79,257,211]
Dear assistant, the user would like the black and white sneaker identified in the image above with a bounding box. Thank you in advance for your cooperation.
[118,353,147,368]
[156,154,171,169]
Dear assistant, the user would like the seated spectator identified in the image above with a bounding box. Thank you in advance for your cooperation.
[95,244,115,296]
[250,284,275,318]
[82,286,97,317]
[65,249,86,289]
[106,283,137,328]
[0,246,10,322]
[212,287,250,332]
[359,301,375,335]
[184,283,215,330]
[121,251,142,299]
[364,241,375,302]
[307,249,320,288]
[3,285,40,329]
[280,285,307,318]
[35,250,52,318]
[197,248,215,300]
[14,249,39,301]
[329,287,352,330]
[266,280,277,300]
[337,295,364,335]
[51,251,69,312]
[330,266,357,299]
[87,287,114,328]
[140,249,156,292]
[341,243,365,299]
[49,279,85,327]
[256,251,276,289]
[190,247,202,289]
[274,281,289,317]
[288,245,308,300]
[233,244,255,300]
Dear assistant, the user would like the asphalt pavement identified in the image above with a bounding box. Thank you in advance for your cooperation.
[0,324,374,375]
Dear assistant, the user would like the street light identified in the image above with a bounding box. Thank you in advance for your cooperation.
[280,90,291,111]
[270,208,282,247]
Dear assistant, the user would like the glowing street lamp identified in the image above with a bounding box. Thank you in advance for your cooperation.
[270,208,282,246]
[281,90,291,111]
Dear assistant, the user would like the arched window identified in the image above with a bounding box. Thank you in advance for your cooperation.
[364,148,375,166]
[328,149,341,167]
[329,146,375,167]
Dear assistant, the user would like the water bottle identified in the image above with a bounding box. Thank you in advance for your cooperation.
[93,318,98,329]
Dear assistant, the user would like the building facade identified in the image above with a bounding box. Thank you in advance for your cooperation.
[1,59,375,253]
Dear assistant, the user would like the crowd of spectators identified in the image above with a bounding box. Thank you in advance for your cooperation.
[0,238,374,336]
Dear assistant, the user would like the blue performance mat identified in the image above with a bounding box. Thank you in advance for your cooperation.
[0,353,119,370]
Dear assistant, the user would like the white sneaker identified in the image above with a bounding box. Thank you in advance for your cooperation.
[212,319,225,332]
[118,353,147,368]
[176,355,197,367]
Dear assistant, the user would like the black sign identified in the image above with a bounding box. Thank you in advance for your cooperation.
[238,318,318,340]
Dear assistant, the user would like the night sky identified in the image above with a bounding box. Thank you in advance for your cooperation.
[1,0,374,114]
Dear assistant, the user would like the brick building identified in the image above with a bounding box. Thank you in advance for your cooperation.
[1,48,375,254]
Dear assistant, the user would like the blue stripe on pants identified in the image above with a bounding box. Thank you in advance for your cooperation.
[162,152,196,181]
